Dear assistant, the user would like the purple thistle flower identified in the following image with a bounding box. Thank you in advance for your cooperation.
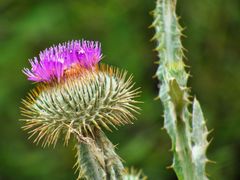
[23,40,102,82]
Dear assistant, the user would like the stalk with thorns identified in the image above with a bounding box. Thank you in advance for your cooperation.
[20,40,143,179]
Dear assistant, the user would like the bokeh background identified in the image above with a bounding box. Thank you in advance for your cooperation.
[0,0,240,179]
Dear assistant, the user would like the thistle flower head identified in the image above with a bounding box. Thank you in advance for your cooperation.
[21,40,140,147]
[23,40,102,82]
[123,168,147,180]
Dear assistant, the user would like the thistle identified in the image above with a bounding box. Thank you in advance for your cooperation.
[21,40,141,179]
[123,168,147,180]
[151,0,211,179]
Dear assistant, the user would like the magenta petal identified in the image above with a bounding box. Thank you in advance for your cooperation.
[23,40,102,83]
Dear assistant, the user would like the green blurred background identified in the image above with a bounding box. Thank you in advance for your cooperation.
[0,0,239,179]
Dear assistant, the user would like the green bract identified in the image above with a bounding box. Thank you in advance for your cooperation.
[21,64,141,180]
[21,65,140,147]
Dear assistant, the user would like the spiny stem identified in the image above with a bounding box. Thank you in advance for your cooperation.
[152,0,210,179]
[95,130,124,180]
[76,141,105,180]
[75,129,124,180]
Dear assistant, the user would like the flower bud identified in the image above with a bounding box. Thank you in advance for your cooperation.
[21,65,140,147]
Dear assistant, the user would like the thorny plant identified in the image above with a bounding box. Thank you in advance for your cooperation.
[20,0,212,179]
[151,0,211,180]
[20,40,144,179]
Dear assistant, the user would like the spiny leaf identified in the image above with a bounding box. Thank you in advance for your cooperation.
[192,98,209,180]
[152,0,211,179]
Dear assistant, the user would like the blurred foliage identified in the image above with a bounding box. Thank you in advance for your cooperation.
[0,0,239,179]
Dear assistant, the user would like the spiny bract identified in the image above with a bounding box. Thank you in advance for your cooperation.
[123,168,147,180]
[21,65,140,147]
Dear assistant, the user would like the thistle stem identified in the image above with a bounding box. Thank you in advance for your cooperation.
[77,141,105,180]
[75,129,124,180]
[152,0,210,179]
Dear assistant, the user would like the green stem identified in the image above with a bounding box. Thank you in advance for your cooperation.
[152,0,210,179]
[77,141,105,180]
[75,129,124,180]
[95,130,124,180]
[175,119,194,180]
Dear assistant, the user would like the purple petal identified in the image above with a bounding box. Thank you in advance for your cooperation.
[23,40,102,83]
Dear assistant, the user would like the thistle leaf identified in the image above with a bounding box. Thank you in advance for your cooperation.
[192,98,209,180]
[152,0,211,179]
